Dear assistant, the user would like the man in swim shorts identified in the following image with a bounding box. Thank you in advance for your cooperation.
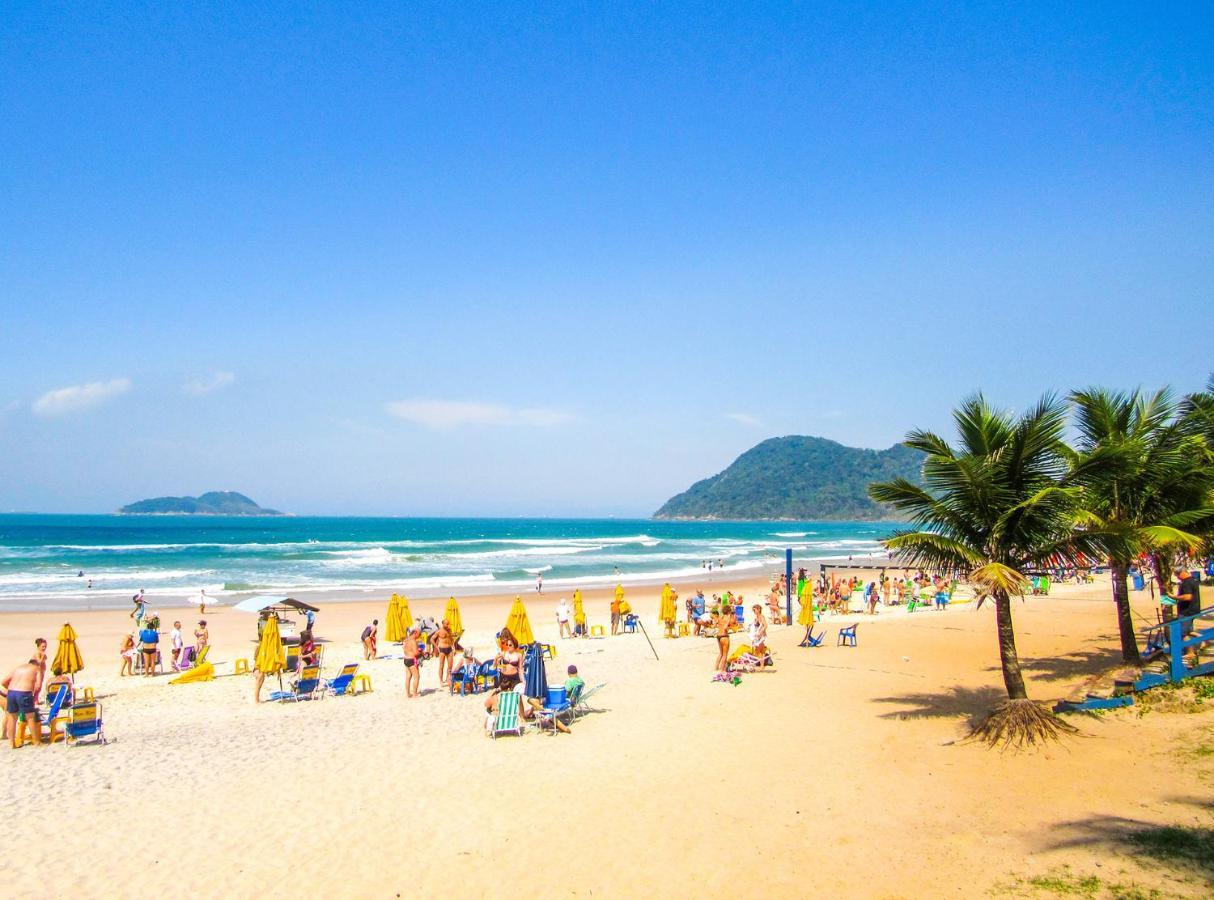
[3,658,45,747]
[433,620,455,685]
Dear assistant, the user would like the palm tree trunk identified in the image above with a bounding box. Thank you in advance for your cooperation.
[994,588,1028,699]
[1110,560,1143,666]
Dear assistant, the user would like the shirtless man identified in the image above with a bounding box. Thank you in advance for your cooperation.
[3,658,45,747]
[433,619,455,685]
[402,627,421,698]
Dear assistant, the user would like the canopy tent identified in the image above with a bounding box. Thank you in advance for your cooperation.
[504,597,534,646]
[443,597,463,638]
[385,594,407,643]
[53,623,84,677]
[232,595,319,614]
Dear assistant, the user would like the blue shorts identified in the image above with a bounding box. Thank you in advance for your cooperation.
[6,690,39,718]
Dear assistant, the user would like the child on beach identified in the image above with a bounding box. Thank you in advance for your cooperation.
[120,633,137,676]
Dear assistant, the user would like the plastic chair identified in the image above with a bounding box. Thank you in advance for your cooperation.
[234,658,250,675]
[799,627,825,648]
[623,615,639,634]
[837,624,858,647]
[590,625,606,638]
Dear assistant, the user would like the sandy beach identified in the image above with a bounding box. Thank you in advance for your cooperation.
[2,573,1211,898]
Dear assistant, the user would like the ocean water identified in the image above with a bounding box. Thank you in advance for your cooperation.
[0,515,898,611]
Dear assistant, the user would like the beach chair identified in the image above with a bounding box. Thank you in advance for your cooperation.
[17,682,72,746]
[622,614,639,633]
[570,683,604,719]
[534,685,577,735]
[476,661,499,692]
[325,663,360,697]
[799,627,825,648]
[451,662,479,696]
[65,700,107,746]
[271,665,322,702]
[491,690,525,739]
[838,624,858,647]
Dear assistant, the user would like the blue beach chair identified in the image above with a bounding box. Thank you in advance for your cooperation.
[799,627,825,648]
[838,624,858,647]
[271,664,322,702]
[325,663,359,697]
[66,700,107,746]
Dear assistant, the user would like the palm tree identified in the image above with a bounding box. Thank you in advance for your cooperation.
[1068,388,1212,666]
[869,394,1092,747]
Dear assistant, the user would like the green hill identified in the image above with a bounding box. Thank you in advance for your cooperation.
[119,491,283,516]
[654,436,923,520]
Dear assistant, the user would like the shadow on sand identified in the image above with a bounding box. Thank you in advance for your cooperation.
[983,646,1127,684]
[872,684,1005,728]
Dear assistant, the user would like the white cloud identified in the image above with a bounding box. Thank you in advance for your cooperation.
[184,371,236,396]
[725,412,762,427]
[386,399,574,430]
[32,378,132,417]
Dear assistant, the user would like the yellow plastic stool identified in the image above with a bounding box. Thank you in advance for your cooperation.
[352,674,373,695]
[234,658,250,675]
[82,687,95,702]
[590,625,605,637]
[678,622,691,637]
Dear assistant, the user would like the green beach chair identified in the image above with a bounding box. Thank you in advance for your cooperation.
[492,690,525,739]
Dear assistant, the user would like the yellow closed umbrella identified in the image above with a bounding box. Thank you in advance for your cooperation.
[386,594,407,643]
[504,596,534,645]
[443,597,463,638]
[659,583,676,625]
[254,614,286,675]
[797,584,815,627]
[52,623,84,677]
[572,589,586,627]
[399,594,414,631]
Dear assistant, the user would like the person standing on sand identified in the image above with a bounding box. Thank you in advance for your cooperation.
[3,658,45,747]
[555,599,572,639]
[362,620,378,659]
[713,603,733,672]
[194,621,209,656]
[434,619,455,684]
[610,590,623,635]
[536,572,544,595]
[402,627,421,698]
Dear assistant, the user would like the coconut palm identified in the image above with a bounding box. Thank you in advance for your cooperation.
[869,394,1093,747]
[1067,387,1213,665]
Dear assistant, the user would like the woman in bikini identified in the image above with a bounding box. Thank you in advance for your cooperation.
[713,603,732,672]
[402,627,421,698]
[434,620,455,685]
[494,628,524,691]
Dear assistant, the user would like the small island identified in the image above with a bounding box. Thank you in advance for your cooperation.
[119,491,284,516]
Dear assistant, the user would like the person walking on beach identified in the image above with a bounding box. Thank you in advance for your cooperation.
[130,590,147,625]
[536,572,544,594]
[555,598,572,639]
[119,633,137,676]
[197,589,207,615]
[170,620,185,670]
[3,657,45,747]
[361,620,378,659]
[194,621,209,656]
[402,627,421,698]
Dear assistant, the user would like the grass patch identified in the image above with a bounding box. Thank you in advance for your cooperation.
[999,867,1167,899]
[1125,826,1214,878]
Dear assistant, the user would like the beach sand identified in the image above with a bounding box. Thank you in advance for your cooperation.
[1,575,1211,897]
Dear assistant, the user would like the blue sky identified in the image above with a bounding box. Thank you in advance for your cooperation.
[1,3,1211,515]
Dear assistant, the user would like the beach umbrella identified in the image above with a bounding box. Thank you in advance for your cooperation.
[659,583,676,625]
[523,641,548,700]
[797,588,815,627]
[504,596,534,646]
[572,589,586,628]
[254,614,286,675]
[386,594,407,643]
[443,597,463,638]
[399,594,414,632]
[52,623,84,678]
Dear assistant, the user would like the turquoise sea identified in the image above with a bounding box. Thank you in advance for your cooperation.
[0,515,898,611]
